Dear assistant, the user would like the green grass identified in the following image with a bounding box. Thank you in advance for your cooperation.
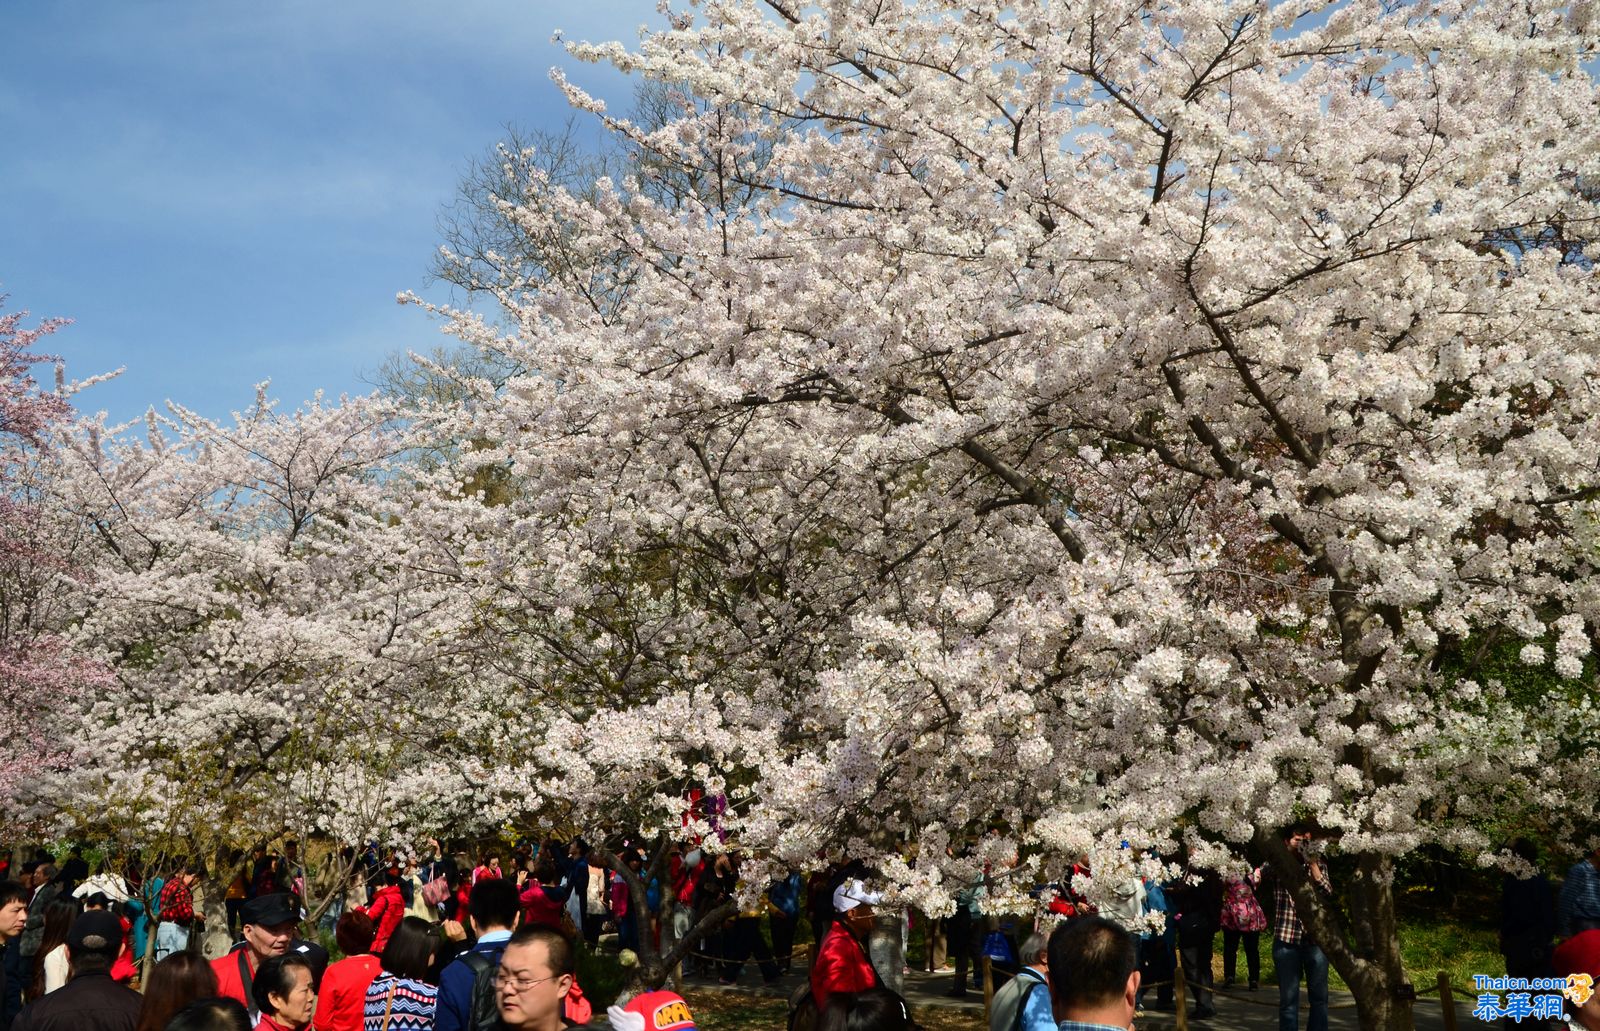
[1204,893,1502,998]
[1396,913,1503,996]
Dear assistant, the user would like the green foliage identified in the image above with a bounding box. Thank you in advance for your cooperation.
[576,945,629,1012]
[1436,630,1592,708]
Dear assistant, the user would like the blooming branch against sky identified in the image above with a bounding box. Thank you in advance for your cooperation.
[0,0,657,425]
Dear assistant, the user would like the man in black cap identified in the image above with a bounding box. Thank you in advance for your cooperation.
[11,910,141,1031]
[210,893,327,1024]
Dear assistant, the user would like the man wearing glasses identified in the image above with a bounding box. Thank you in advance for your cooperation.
[494,926,588,1031]
[436,878,521,1031]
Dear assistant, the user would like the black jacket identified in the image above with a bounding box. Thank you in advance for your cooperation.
[1172,872,1225,943]
[11,971,142,1031]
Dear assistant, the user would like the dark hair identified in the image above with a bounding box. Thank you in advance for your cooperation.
[815,988,915,1031]
[71,948,116,976]
[1048,917,1138,1011]
[162,997,252,1031]
[0,879,29,908]
[335,911,376,956]
[136,952,220,1031]
[468,877,520,931]
[380,916,438,981]
[1511,838,1540,865]
[506,925,575,976]
[252,953,313,1017]
[31,897,82,997]
[533,858,562,884]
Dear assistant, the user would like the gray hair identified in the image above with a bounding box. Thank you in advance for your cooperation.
[1019,930,1049,965]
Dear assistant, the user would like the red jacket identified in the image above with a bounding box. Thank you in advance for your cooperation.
[810,923,878,1011]
[610,874,629,920]
[311,954,381,1031]
[112,915,137,983]
[363,885,405,954]
[520,881,565,929]
[668,854,700,906]
[212,949,259,1010]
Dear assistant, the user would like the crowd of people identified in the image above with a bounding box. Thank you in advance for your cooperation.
[947,830,1600,1031]
[0,840,705,1031]
[0,830,1595,1031]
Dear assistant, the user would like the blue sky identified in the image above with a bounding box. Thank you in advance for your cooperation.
[1,0,659,425]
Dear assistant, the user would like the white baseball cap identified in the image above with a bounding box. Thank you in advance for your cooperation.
[832,879,884,913]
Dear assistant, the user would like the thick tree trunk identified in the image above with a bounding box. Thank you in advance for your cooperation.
[197,873,234,960]
[1256,830,1416,1031]
[867,911,904,995]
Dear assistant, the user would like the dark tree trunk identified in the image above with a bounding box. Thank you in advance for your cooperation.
[1256,830,1416,1031]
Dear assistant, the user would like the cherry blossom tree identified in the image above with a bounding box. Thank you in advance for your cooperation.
[0,302,112,821]
[407,1,1600,1025]
[34,388,494,949]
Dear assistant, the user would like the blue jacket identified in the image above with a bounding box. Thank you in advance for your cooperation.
[433,932,510,1031]
[768,873,802,918]
[1142,881,1172,942]
[989,965,1053,1031]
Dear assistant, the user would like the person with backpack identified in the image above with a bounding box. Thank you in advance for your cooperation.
[434,879,519,1031]
[988,931,1052,1031]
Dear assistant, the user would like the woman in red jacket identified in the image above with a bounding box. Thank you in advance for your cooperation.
[360,868,406,955]
[517,859,571,931]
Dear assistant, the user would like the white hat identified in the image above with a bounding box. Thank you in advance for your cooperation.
[832,879,883,913]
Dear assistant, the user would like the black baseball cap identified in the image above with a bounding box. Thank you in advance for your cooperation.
[240,892,298,927]
[67,910,123,952]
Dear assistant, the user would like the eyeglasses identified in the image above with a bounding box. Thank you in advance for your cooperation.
[494,971,559,992]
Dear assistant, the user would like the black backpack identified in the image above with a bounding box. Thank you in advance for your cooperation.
[460,951,501,1031]
[787,981,817,1031]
